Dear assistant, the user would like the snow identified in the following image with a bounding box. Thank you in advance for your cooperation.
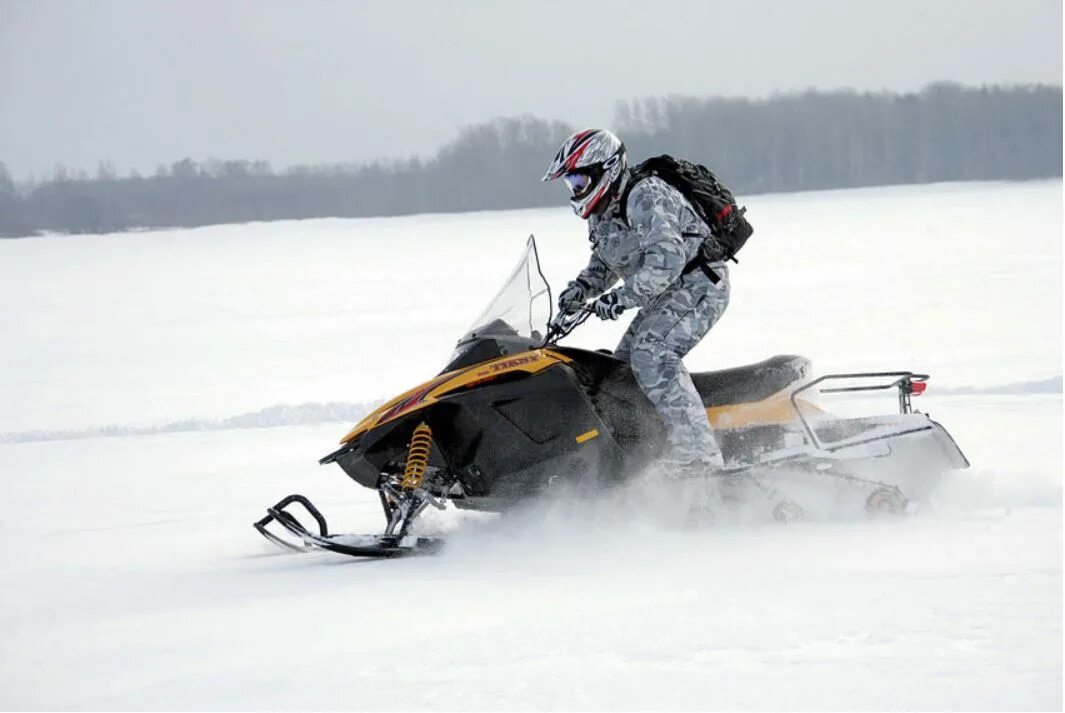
[0,179,1061,710]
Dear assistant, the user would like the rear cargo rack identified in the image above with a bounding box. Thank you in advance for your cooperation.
[790,372,929,450]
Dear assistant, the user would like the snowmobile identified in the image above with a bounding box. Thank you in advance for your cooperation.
[255,236,969,558]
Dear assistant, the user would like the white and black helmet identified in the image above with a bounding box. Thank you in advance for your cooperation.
[542,129,627,219]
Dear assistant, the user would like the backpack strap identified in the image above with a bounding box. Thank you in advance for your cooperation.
[681,252,721,284]
[617,156,698,227]
[681,260,724,285]
[616,171,645,228]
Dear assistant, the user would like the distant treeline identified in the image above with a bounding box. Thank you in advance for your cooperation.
[0,82,1060,238]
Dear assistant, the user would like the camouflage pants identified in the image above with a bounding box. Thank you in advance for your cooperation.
[614,267,730,466]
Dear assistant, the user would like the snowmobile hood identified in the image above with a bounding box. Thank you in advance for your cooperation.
[340,348,573,444]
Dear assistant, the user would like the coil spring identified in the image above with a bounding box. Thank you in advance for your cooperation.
[400,422,433,490]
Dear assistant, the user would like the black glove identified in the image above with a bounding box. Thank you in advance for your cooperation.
[593,291,626,321]
[557,279,590,314]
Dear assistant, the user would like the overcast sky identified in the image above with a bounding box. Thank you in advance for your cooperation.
[1,0,1061,179]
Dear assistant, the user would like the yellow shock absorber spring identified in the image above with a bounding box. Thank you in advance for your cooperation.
[400,422,433,490]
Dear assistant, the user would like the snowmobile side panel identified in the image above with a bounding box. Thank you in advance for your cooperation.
[431,362,632,502]
[330,361,636,505]
[708,392,821,429]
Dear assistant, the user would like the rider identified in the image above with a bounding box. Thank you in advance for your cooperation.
[542,129,730,476]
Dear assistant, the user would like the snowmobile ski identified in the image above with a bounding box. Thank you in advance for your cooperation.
[255,493,444,558]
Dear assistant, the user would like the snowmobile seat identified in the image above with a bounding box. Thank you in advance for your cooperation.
[691,355,811,408]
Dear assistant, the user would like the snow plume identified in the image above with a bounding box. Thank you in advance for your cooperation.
[434,414,1062,565]
[435,465,857,566]
[926,466,1063,511]
[0,401,377,444]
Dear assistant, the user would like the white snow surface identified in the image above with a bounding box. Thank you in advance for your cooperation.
[0,180,1061,710]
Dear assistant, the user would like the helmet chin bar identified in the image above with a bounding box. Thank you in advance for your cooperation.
[571,163,622,219]
[572,181,611,218]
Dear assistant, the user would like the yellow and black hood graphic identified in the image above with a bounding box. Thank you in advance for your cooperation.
[340,349,572,443]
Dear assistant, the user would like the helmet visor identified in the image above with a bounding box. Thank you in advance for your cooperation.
[563,171,592,197]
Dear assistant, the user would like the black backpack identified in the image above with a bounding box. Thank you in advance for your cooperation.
[619,155,753,263]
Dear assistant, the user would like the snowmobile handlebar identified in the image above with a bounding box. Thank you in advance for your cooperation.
[543,306,594,346]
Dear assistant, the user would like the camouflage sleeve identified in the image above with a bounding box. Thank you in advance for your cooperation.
[574,252,618,297]
[614,179,690,308]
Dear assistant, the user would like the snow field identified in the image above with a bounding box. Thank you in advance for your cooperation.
[0,179,1060,710]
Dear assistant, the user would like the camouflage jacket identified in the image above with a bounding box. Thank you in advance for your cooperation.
[575,174,721,308]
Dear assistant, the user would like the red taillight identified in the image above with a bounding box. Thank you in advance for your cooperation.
[911,381,927,395]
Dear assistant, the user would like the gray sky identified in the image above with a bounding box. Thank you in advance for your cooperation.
[1,0,1061,180]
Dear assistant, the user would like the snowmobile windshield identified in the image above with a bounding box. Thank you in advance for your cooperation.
[453,235,552,348]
